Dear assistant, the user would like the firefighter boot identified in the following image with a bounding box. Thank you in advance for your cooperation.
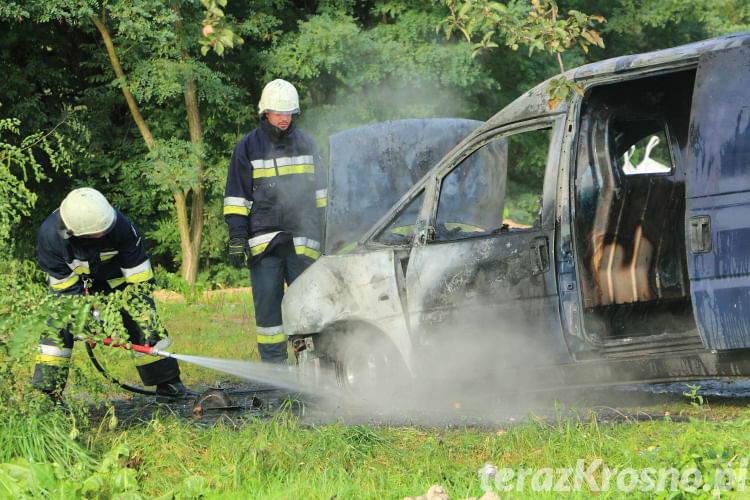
[156,377,198,399]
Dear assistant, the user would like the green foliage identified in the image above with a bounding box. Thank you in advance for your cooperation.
[607,0,750,40]
[0,260,62,403]
[265,8,497,150]
[0,258,173,414]
[145,137,204,193]
[439,0,606,58]
[683,383,705,408]
[504,189,540,226]
[438,0,606,108]
[502,0,606,60]
[0,113,87,248]
[0,410,95,470]
[0,443,167,499]
[198,0,245,57]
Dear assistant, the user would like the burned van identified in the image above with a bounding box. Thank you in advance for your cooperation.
[282,32,750,393]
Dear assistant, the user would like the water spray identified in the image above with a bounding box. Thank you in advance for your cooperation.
[76,335,340,399]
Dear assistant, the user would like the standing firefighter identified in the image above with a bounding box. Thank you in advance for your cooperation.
[33,187,193,401]
[224,79,326,364]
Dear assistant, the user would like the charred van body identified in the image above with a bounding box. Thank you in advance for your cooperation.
[282,32,750,394]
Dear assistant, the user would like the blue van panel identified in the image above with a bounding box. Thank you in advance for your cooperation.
[687,45,750,349]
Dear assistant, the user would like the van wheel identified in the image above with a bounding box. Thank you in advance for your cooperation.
[329,329,407,396]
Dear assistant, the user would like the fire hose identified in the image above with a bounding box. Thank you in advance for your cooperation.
[77,336,280,396]
[76,335,176,396]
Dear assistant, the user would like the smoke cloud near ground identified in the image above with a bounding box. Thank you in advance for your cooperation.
[311,317,656,426]
[290,265,575,425]
[324,312,566,424]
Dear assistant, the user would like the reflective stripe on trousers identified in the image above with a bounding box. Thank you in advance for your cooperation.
[249,242,312,363]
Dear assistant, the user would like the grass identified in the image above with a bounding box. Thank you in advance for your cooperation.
[4,288,750,498]
[65,407,750,498]
[0,408,95,469]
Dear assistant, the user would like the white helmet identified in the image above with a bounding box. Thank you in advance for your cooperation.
[59,187,116,236]
[258,79,300,115]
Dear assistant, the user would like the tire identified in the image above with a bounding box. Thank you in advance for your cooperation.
[324,326,408,396]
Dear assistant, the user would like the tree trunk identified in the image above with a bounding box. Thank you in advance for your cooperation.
[175,6,205,285]
[91,16,155,149]
[179,78,205,284]
[91,12,204,285]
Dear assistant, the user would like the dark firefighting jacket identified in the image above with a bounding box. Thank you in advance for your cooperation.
[35,208,178,389]
[223,119,327,266]
[37,208,155,295]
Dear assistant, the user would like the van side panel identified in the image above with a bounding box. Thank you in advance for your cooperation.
[687,45,750,349]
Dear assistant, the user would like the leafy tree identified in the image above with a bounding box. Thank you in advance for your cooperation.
[263,1,498,150]
[0,113,87,250]
[437,0,606,109]
[606,0,749,42]
[1,0,252,285]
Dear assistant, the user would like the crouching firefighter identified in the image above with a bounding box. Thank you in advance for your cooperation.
[223,79,327,364]
[33,187,194,402]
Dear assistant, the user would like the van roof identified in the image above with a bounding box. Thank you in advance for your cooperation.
[483,31,750,129]
[573,30,750,80]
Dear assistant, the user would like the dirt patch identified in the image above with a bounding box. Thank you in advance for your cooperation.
[154,287,252,303]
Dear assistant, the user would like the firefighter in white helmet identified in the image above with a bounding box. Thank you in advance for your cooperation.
[223,79,327,364]
[34,187,194,401]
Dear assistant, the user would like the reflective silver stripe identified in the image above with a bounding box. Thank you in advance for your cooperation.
[315,189,327,200]
[251,159,276,171]
[38,344,72,358]
[251,156,314,170]
[293,236,321,251]
[275,155,314,167]
[49,271,76,286]
[223,196,252,210]
[100,250,118,262]
[68,259,90,274]
[121,259,152,279]
[248,231,282,249]
[256,325,284,336]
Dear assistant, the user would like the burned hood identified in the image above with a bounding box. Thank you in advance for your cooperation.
[324,118,482,254]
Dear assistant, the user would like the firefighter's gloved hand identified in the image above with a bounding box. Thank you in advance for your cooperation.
[229,238,248,268]
[146,329,164,347]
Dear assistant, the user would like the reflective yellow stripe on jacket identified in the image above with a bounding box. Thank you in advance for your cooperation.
[248,231,282,256]
[251,155,315,179]
[68,258,90,275]
[223,196,252,216]
[293,236,321,260]
[122,259,154,284]
[49,271,79,291]
[35,344,72,366]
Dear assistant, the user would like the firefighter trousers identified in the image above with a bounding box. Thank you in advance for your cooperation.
[249,242,312,363]
[33,290,180,396]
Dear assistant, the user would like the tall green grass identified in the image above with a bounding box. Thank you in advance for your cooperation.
[5,284,750,498]
[84,409,750,498]
[0,409,94,468]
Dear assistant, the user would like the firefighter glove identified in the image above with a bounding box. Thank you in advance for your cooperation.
[229,238,248,268]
